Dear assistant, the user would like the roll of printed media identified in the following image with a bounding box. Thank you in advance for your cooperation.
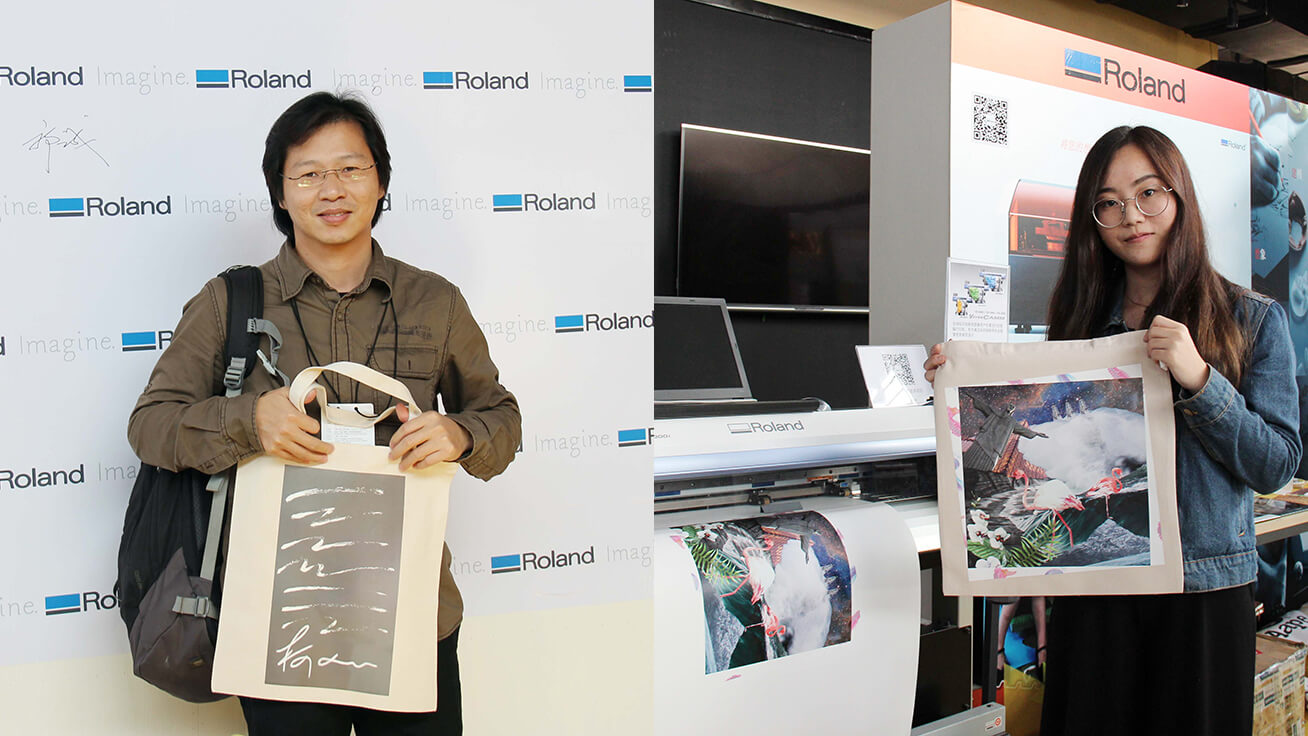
[653,497,920,733]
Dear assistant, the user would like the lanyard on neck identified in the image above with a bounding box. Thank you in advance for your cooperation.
[289,289,399,409]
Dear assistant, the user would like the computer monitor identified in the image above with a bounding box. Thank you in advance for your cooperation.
[654,296,752,401]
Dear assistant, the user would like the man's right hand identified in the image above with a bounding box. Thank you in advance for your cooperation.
[255,387,333,464]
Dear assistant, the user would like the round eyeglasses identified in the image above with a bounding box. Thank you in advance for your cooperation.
[1091,186,1174,228]
[283,163,377,188]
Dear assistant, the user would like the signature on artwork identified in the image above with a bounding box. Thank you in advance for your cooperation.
[275,624,316,677]
[274,622,380,680]
[21,119,109,173]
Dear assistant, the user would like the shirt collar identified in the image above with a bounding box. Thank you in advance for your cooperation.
[274,239,395,301]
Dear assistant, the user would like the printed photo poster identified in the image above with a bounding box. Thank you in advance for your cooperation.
[933,332,1181,596]
[653,501,921,734]
[946,258,1010,342]
[1250,88,1308,374]
[1253,529,1308,642]
[672,512,852,673]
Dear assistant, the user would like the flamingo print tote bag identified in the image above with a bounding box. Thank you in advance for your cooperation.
[933,331,1181,596]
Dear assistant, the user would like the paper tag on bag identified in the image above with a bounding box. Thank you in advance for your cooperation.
[322,403,376,446]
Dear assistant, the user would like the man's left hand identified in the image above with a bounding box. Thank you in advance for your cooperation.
[389,403,472,471]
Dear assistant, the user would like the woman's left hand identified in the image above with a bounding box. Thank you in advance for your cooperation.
[1144,315,1210,393]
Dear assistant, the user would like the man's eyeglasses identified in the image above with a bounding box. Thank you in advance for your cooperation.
[1091,186,1174,228]
[283,163,377,188]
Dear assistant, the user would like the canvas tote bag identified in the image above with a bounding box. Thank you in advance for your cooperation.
[212,361,456,711]
[933,332,1181,597]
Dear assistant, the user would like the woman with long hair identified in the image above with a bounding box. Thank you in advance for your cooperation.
[927,125,1301,734]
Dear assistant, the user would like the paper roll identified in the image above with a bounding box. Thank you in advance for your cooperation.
[653,500,920,733]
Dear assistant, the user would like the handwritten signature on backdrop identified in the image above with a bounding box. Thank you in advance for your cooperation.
[21,118,109,174]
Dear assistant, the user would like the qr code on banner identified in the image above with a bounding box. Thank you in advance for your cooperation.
[882,352,916,386]
[973,94,1008,145]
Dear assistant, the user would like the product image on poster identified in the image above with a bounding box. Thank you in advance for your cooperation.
[947,368,1157,576]
[265,466,406,695]
[1007,180,1073,333]
[946,258,1010,342]
[1250,88,1308,373]
[674,511,853,674]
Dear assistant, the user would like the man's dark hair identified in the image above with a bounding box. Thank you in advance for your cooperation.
[262,91,391,240]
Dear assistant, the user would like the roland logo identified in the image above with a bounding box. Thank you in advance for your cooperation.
[422,70,528,91]
[726,420,805,435]
[1102,58,1185,102]
[0,65,84,87]
[49,195,172,218]
[492,192,596,213]
[490,545,595,574]
[1063,48,1184,103]
[196,68,311,89]
[0,463,86,490]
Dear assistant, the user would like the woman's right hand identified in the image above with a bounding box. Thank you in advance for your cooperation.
[924,343,946,385]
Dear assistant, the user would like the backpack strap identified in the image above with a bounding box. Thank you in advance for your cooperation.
[219,266,265,398]
[249,317,290,388]
[194,266,270,597]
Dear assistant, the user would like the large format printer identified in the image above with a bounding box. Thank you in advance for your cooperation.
[651,295,997,732]
[654,405,988,731]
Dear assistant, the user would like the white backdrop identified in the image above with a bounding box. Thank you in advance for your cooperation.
[0,2,652,733]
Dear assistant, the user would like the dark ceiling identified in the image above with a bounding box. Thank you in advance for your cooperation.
[1098,0,1308,97]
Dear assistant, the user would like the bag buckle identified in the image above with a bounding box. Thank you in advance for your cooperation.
[222,357,247,396]
[172,595,219,620]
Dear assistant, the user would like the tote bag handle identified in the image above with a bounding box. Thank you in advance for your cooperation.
[288,361,422,429]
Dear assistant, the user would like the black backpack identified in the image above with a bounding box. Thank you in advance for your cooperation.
[114,265,285,703]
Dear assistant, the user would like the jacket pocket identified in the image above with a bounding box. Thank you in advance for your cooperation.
[370,342,438,380]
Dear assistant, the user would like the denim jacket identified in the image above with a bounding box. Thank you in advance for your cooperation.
[1098,289,1302,592]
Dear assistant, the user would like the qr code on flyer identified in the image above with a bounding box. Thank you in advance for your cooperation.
[972,94,1008,145]
[881,352,916,387]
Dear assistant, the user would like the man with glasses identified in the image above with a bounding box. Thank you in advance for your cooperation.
[128,91,521,735]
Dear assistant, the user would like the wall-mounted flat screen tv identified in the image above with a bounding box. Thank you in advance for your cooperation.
[677,124,870,308]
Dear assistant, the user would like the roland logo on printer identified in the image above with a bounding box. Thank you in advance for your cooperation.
[727,420,805,435]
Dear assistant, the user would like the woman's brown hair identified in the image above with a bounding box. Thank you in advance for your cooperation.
[1046,125,1247,386]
